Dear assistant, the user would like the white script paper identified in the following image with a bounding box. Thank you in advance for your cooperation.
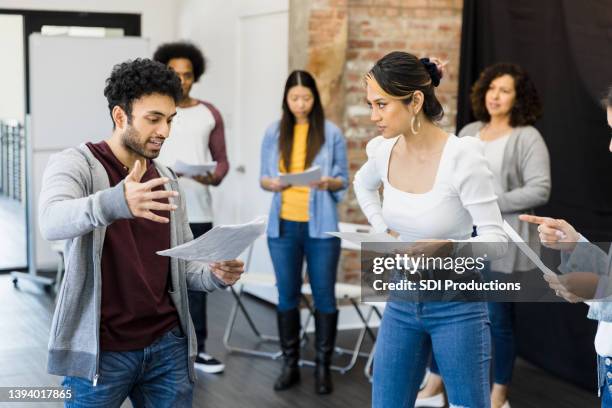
[279,166,322,186]
[503,220,555,276]
[174,160,217,177]
[157,216,267,262]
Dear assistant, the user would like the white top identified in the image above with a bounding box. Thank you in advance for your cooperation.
[157,104,216,223]
[353,135,507,257]
[596,322,612,357]
[478,133,510,197]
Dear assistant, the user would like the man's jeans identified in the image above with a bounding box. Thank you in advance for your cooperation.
[62,327,193,407]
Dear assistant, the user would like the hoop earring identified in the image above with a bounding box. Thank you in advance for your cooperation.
[410,115,421,135]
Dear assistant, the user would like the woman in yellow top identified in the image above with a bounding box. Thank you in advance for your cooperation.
[260,70,349,395]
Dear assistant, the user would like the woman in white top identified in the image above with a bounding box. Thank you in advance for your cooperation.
[354,51,507,408]
[422,63,551,408]
[520,86,612,408]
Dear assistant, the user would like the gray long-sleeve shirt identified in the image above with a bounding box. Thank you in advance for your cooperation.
[39,143,226,384]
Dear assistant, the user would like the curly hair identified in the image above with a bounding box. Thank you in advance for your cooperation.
[103,58,182,127]
[471,63,542,127]
[153,42,206,81]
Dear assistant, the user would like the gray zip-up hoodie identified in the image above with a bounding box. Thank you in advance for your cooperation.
[38,143,226,385]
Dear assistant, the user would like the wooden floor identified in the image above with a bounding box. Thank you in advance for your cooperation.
[0,196,27,270]
[0,274,600,408]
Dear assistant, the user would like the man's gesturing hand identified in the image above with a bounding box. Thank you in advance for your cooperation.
[124,160,179,223]
[210,260,245,285]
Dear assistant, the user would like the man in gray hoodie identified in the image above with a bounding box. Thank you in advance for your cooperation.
[38,58,244,407]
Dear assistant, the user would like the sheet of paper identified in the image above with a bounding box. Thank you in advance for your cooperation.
[157,216,267,262]
[174,160,217,177]
[278,166,322,186]
[503,220,555,276]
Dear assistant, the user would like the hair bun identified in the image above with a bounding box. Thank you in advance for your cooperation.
[419,57,444,87]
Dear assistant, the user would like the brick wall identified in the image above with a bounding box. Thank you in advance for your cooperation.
[302,0,464,282]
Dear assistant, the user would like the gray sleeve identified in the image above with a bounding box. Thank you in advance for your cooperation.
[559,236,610,277]
[457,122,482,138]
[38,149,133,241]
[497,128,551,213]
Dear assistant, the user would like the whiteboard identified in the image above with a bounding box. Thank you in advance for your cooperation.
[28,34,150,271]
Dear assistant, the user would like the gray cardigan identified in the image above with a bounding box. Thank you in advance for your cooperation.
[458,121,551,272]
[38,144,225,384]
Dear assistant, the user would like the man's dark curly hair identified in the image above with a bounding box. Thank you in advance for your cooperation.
[153,42,206,81]
[103,58,182,127]
[471,63,542,127]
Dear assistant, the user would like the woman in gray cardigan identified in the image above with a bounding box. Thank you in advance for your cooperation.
[417,63,550,408]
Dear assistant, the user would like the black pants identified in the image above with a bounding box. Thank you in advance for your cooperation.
[188,222,213,353]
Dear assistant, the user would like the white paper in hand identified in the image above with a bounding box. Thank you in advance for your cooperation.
[279,166,322,186]
[157,216,267,262]
[503,220,555,276]
[174,160,217,177]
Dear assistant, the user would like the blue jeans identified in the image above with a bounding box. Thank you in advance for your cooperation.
[373,301,491,408]
[601,355,612,408]
[267,220,341,313]
[62,327,193,407]
[430,268,515,385]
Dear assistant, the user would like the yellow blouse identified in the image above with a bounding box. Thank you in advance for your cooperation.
[280,123,310,222]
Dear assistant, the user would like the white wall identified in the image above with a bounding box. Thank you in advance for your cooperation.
[176,0,289,226]
[0,14,25,122]
[0,0,178,51]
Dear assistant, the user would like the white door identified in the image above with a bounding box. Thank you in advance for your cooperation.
[28,34,149,272]
[234,4,288,301]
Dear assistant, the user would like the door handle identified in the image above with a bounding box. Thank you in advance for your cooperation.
[235,165,246,174]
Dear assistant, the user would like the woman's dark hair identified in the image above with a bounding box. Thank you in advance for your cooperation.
[471,63,542,127]
[279,70,325,170]
[103,58,182,128]
[366,51,444,122]
[153,41,206,81]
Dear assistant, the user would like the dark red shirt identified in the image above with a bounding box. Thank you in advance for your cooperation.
[87,141,179,351]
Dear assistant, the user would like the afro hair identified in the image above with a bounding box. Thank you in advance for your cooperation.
[153,41,206,81]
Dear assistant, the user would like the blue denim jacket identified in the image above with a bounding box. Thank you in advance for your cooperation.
[559,236,612,322]
[260,120,348,239]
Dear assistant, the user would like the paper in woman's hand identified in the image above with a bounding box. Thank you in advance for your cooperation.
[279,166,322,186]
[503,220,555,276]
[157,216,267,262]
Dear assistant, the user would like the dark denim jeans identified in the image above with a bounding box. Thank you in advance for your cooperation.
[62,327,192,408]
[267,220,341,313]
[372,301,491,408]
[601,355,612,408]
[188,222,213,353]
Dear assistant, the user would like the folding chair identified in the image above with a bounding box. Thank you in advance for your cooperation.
[362,302,385,381]
[222,241,315,359]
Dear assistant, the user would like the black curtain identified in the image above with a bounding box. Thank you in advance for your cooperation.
[457,0,612,391]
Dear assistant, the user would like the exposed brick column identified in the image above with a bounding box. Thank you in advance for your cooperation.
[291,0,464,283]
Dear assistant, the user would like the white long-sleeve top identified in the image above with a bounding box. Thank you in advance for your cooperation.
[353,134,508,259]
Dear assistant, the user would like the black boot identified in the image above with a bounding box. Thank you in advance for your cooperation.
[274,308,301,391]
[314,310,338,395]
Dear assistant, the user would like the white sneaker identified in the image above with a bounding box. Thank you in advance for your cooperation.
[414,392,445,408]
[194,352,225,374]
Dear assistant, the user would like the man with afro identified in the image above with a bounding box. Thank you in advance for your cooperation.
[153,41,230,375]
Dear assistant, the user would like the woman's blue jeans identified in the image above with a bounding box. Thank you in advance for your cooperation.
[431,268,516,386]
[267,220,341,313]
[372,301,491,408]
